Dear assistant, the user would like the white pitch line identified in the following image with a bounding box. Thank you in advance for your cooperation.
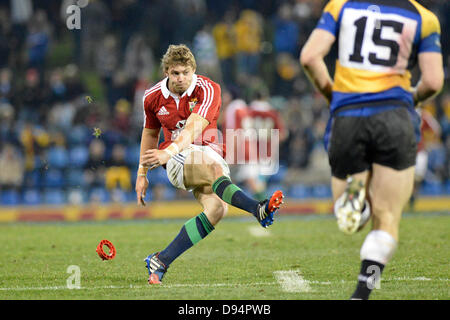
[391,276,432,281]
[273,270,312,293]
[0,277,447,292]
[248,226,271,237]
[0,282,278,291]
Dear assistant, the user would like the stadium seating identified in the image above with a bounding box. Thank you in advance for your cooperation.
[126,143,141,166]
[164,187,176,201]
[67,125,90,146]
[266,183,286,198]
[67,188,88,205]
[42,169,65,189]
[267,165,287,184]
[0,190,20,206]
[43,189,66,205]
[66,168,86,188]
[68,145,89,168]
[23,189,42,206]
[427,147,446,173]
[151,167,172,186]
[419,180,444,196]
[89,187,110,203]
[47,147,69,169]
[311,184,332,199]
[445,180,450,195]
[23,169,42,189]
[288,184,311,199]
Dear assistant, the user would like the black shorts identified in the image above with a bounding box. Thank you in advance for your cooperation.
[328,107,417,179]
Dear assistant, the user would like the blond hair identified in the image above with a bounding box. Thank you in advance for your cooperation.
[161,44,197,72]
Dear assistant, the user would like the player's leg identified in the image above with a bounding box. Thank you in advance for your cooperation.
[368,164,415,241]
[144,167,227,284]
[146,186,226,283]
[183,149,283,228]
[350,108,418,299]
[328,114,373,234]
[193,185,228,225]
[158,186,228,266]
[351,164,415,299]
[143,149,219,284]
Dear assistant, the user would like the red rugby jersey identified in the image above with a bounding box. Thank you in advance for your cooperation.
[143,74,224,157]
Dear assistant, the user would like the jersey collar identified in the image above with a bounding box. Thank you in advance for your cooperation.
[161,74,198,99]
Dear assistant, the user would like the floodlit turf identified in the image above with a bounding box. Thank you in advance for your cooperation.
[0,212,448,300]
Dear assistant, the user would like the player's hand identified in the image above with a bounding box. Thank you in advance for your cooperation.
[135,175,149,206]
[141,149,171,169]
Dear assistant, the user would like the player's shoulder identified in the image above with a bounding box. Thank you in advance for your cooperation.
[408,0,438,17]
[193,75,222,101]
[196,74,221,90]
[324,0,348,7]
[323,0,348,17]
[408,0,441,35]
[143,80,164,103]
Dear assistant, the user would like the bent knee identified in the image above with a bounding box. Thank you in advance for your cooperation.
[213,200,228,219]
[205,200,228,225]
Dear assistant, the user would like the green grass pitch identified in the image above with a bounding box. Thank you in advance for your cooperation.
[0,212,448,300]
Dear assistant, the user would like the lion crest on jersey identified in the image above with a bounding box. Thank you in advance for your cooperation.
[189,98,198,112]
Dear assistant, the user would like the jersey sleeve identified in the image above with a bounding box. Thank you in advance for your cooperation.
[192,79,222,123]
[418,10,441,54]
[143,94,161,130]
[315,0,347,36]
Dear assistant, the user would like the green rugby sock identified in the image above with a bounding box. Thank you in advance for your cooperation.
[212,176,260,216]
[158,212,214,266]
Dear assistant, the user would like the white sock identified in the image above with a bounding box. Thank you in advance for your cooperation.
[360,230,397,265]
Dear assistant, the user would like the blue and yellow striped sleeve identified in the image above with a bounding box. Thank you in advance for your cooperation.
[315,0,347,36]
[410,2,442,54]
[419,11,441,53]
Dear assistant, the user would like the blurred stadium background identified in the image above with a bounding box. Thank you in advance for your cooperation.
[0,0,448,222]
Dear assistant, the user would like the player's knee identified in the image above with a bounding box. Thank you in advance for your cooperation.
[218,201,228,218]
[205,200,228,225]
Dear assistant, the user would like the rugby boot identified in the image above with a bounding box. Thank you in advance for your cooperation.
[256,190,284,228]
[334,177,368,234]
[144,252,168,284]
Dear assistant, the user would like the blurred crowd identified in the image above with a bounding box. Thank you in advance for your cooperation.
[0,0,449,206]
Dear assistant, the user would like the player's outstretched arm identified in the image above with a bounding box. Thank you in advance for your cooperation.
[140,113,210,169]
[413,52,444,106]
[300,29,335,103]
[136,128,160,206]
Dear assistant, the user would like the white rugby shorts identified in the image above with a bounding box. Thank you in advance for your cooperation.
[166,144,230,191]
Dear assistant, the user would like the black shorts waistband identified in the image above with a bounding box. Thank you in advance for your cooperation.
[333,99,411,115]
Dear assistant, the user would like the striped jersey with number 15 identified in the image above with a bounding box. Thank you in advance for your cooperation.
[316,0,441,115]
